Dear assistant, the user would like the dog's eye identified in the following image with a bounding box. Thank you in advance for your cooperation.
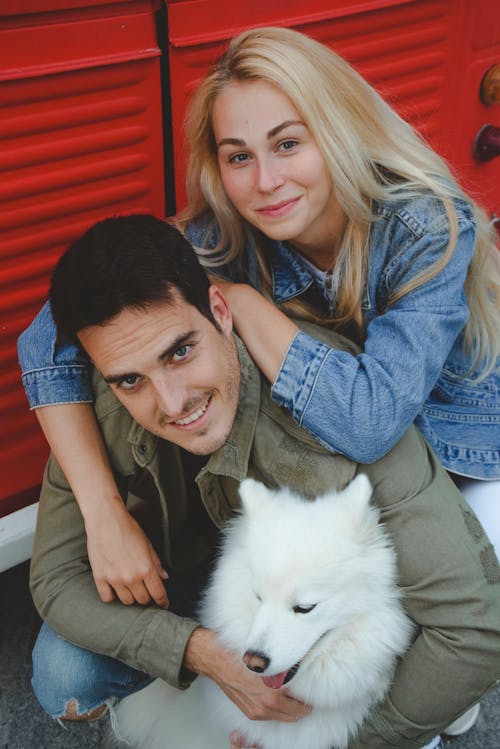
[293,604,316,614]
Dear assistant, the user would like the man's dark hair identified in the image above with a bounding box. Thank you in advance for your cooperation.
[50,214,216,342]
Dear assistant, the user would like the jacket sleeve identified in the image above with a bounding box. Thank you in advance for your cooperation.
[348,429,500,748]
[271,209,476,462]
[29,453,199,689]
[17,300,93,408]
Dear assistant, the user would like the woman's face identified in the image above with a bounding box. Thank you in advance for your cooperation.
[212,79,343,263]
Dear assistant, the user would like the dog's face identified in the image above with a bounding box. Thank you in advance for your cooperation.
[229,476,392,689]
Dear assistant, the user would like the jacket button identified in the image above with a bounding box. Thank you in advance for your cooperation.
[138,444,148,455]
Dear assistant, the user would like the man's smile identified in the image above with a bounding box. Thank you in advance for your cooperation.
[171,395,212,428]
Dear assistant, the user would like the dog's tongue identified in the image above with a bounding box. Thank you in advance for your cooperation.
[261,671,288,689]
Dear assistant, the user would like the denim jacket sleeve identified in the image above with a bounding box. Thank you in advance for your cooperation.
[271,200,476,462]
[17,300,92,408]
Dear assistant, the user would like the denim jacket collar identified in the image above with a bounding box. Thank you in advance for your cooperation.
[269,239,371,314]
[270,241,315,303]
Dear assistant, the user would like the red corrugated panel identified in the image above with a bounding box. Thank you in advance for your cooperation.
[0,0,165,515]
[165,0,499,220]
[0,1,160,80]
[438,0,500,217]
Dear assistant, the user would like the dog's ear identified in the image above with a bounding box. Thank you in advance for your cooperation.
[238,478,271,516]
[339,474,373,515]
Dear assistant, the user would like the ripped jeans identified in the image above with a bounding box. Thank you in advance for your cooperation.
[32,624,151,719]
[31,562,212,719]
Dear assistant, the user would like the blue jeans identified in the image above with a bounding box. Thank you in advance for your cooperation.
[32,624,152,718]
[32,562,212,718]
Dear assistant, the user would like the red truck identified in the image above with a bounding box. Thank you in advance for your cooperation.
[1,0,499,570]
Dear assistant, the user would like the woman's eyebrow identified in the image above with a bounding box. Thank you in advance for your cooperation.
[267,119,305,139]
[217,120,305,148]
[217,136,246,148]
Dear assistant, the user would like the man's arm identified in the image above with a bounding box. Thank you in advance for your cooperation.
[185,628,311,722]
[30,453,197,688]
[350,429,500,748]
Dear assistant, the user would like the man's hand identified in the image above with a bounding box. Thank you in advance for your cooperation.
[85,497,169,607]
[184,628,312,723]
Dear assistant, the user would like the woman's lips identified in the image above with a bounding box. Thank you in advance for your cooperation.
[256,196,301,217]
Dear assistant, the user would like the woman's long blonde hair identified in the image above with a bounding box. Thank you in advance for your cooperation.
[178,26,499,375]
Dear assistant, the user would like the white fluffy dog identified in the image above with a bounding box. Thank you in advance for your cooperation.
[113,475,413,749]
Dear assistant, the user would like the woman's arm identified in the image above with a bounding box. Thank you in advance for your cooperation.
[215,213,476,463]
[212,279,298,384]
[35,404,168,607]
[18,303,168,607]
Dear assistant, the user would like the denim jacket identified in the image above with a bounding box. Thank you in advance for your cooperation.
[18,193,499,479]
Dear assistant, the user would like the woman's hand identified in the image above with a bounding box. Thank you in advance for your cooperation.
[85,496,169,607]
[208,276,298,385]
[35,403,169,608]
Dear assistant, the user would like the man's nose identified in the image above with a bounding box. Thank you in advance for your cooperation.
[151,375,187,419]
[255,157,284,193]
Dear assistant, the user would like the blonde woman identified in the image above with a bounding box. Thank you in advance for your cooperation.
[18,26,499,747]
[179,25,500,545]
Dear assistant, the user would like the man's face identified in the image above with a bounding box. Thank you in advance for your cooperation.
[78,286,241,455]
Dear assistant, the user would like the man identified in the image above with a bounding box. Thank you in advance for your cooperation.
[30,215,500,749]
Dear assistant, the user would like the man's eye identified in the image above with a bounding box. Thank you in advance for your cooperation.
[173,345,190,361]
[118,375,141,391]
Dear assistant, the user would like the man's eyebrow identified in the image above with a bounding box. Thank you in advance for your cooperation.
[158,331,196,362]
[217,120,305,148]
[104,371,139,385]
[104,331,196,384]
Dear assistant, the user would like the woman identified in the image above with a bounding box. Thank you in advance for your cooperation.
[18,26,499,745]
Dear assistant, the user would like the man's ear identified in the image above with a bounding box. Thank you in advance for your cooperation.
[208,284,233,336]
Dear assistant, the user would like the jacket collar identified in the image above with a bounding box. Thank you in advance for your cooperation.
[203,336,261,481]
[270,241,314,303]
[127,418,158,468]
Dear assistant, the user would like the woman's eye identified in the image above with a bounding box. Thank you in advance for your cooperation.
[118,375,141,391]
[279,139,298,152]
[229,152,250,165]
[293,604,316,614]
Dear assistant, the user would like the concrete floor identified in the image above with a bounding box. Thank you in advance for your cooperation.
[1,560,498,749]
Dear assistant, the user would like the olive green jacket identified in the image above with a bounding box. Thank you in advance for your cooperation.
[30,331,500,749]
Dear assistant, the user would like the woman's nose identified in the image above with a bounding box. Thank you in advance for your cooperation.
[255,158,285,192]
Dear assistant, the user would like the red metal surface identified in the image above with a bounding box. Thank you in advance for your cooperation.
[0,0,165,517]
[0,1,161,18]
[165,0,500,219]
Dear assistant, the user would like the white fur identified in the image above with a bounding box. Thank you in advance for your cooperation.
[114,475,413,748]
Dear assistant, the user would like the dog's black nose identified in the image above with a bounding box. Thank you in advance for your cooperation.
[243,650,270,673]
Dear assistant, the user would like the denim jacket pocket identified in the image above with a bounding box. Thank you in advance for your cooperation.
[433,368,498,408]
